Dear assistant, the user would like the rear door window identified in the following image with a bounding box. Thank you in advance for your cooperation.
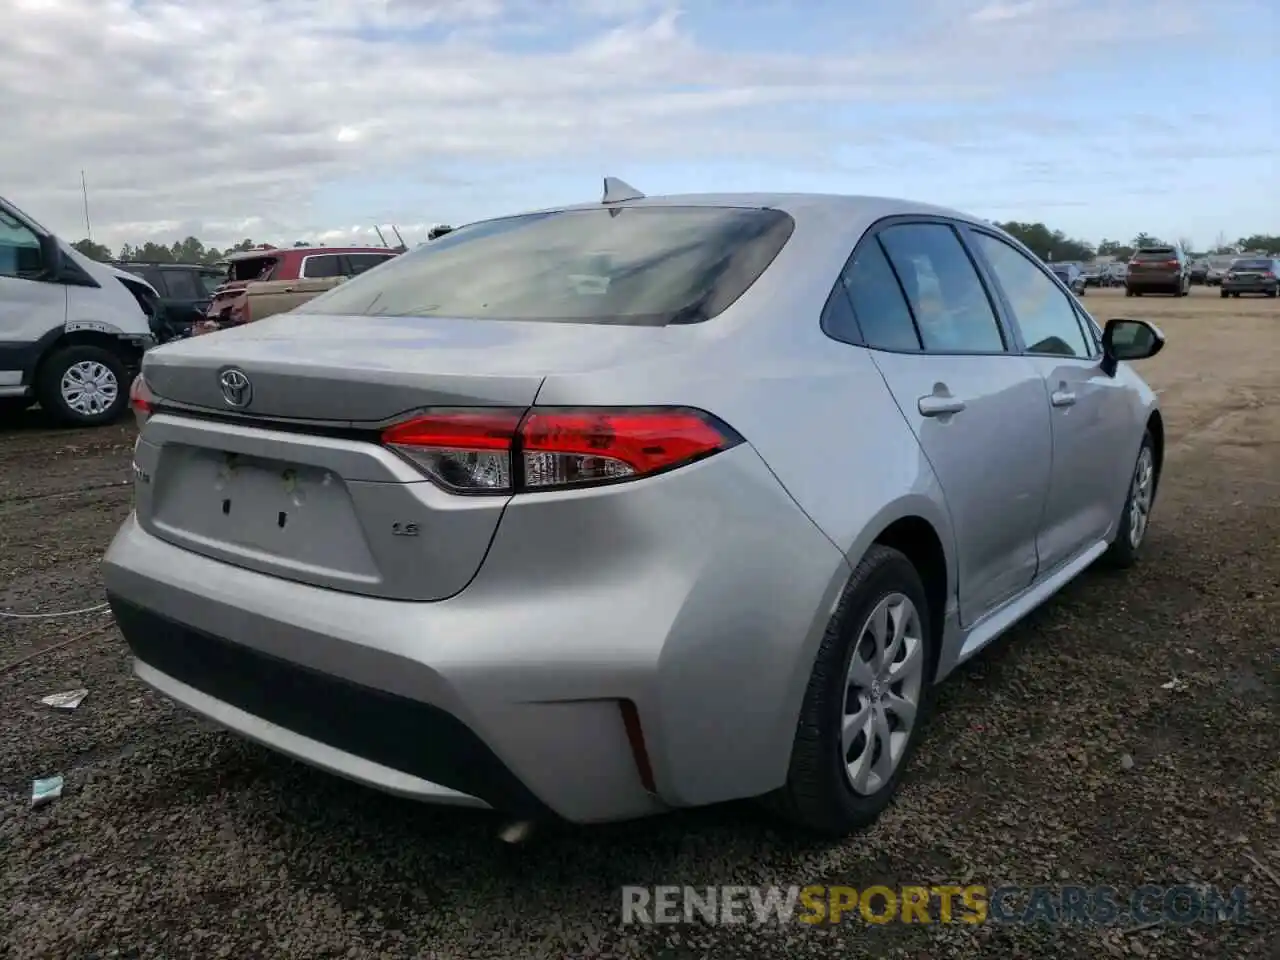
[832,238,921,351]
[303,206,796,326]
[161,269,200,299]
[876,223,1006,354]
[301,254,346,279]
[344,252,398,275]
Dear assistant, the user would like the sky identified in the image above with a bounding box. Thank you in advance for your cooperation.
[1,0,1275,253]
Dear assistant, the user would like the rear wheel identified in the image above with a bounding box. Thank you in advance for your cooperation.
[1221,289,1229,298]
[35,345,129,427]
[1125,288,1135,297]
[767,545,934,836]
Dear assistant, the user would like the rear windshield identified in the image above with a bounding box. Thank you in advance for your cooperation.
[303,206,796,325]
[1232,259,1272,270]
[229,255,279,282]
[1134,248,1177,260]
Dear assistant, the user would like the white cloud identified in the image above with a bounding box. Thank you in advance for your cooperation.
[0,0,1233,251]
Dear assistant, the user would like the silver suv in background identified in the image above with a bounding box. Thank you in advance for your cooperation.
[107,186,1166,836]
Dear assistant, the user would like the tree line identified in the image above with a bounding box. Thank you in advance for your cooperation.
[68,236,326,265]
[990,225,1280,263]
[69,227,1280,268]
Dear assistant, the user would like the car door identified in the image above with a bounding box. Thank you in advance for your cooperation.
[843,219,1054,626]
[0,208,67,393]
[966,227,1136,573]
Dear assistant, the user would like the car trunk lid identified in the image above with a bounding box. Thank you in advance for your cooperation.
[135,311,685,600]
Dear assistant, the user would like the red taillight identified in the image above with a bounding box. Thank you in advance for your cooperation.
[382,409,521,493]
[381,407,740,495]
[1165,260,1179,268]
[129,375,154,426]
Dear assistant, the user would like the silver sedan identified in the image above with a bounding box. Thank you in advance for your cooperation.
[106,183,1165,836]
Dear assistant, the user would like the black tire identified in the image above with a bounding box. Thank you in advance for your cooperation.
[1232,292,1240,298]
[1125,288,1135,297]
[1221,290,1229,299]
[35,345,130,427]
[1269,288,1279,299]
[1103,431,1155,570]
[765,545,935,836]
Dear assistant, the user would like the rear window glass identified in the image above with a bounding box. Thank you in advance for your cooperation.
[199,271,224,295]
[303,206,796,325]
[1232,259,1272,270]
[229,256,279,282]
[1134,249,1176,260]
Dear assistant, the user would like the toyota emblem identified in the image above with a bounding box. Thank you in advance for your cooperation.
[219,368,252,408]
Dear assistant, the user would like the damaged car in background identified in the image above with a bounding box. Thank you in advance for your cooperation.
[196,245,400,335]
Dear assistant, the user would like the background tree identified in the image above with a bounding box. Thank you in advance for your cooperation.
[1131,232,1160,249]
[70,239,113,261]
[1097,238,1134,260]
[1236,234,1280,255]
[995,221,1094,262]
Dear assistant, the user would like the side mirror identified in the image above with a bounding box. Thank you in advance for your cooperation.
[1101,318,1165,376]
[37,234,61,277]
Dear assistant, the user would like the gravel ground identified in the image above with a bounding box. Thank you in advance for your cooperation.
[2,288,1277,959]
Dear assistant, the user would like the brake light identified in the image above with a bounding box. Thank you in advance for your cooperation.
[129,375,154,426]
[382,407,741,495]
[1165,260,1179,268]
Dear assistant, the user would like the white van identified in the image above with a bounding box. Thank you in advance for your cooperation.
[1,195,158,426]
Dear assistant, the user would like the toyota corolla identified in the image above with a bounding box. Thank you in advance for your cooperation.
[107,182,1166,836]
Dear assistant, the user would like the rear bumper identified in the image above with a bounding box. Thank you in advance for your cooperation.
[1221,280,1278,294]
[1126,278,1182,293]
[103,445,847,823]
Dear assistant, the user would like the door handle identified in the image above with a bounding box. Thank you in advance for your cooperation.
[1051,389,1077,408]
[918,395,966,417]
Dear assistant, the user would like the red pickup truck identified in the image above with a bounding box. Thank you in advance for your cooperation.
[196,246,400,334]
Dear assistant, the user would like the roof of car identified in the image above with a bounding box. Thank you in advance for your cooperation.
[526,191,979,223]
[225,246,397,261]
[110,260,221,270]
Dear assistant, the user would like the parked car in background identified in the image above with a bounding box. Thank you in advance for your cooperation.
[1189,259,1209,285]
[1206,256,1236,287]
[1050,263,1087,296]
[111,186,1167,836]
[1080,265,1103,288]
[1098,263,1128,287]
[1220,257,1280,298]
[113,261,224,342]
[1125,246,1190,297]
[196,246,400,335]
[1,194,156,425]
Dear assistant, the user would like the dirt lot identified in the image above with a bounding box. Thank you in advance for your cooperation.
[1,287,1277,959]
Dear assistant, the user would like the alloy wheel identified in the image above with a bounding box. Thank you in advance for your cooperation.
[1128,446,1154,549]
[842,593,925,796]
